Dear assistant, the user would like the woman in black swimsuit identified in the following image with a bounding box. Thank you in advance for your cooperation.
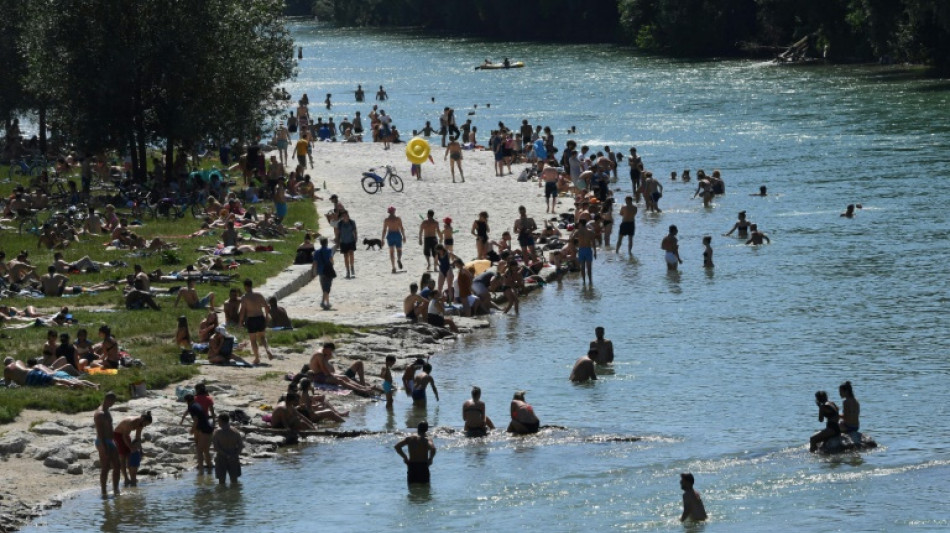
[724,211,751,238]
[471,211,490,260]
[809,390,841,452]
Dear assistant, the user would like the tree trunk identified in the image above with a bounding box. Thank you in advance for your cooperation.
[38,106,47,155]
[128,133,139,182]
[164,137,175,184]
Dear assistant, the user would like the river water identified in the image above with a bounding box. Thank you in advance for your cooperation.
[25,22,950,532]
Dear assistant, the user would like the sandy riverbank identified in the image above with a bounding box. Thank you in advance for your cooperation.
[1,142,561,530]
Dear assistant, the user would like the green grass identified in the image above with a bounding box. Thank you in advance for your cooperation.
[0,171,330,424]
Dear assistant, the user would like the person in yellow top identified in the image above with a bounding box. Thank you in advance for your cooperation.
[295,136,309,170]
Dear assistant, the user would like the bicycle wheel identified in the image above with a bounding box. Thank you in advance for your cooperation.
[362,176,382,194]
[9,164,26,180]
[191,201,203,219]
[18,216,40,235]
[389,173,404,192]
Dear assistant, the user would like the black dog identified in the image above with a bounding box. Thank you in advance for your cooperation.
[363,238,383,250]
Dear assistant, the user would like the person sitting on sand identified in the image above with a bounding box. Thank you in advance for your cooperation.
[90,325,121,370]
[403,282,428,322]
[308,342,376,396]
[271,392,315,431]
[207,326,248,366]
[569,349,598,382]
[268,297,293,329]
[426,291,459,333]
[175,316,192,348]
[197,311,218,342]
[223,288,242,326]
[462,386,494,437]
[809,390,841,452]
[507,390,540,434]
[175,279,217,311]
[680,473,708,522]
[297,378,347,423]
[3,357,98,389]
[838,381,861,434]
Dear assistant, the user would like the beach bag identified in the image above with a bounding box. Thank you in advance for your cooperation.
[179,349,196,365]
[129,380,147,399]
[324,261,337,279]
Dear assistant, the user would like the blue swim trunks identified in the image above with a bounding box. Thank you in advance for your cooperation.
[578,246,593,262]
[383,381,393,394]
[386,232,403,248]
[275,202,288,219]
[25,369,53,387]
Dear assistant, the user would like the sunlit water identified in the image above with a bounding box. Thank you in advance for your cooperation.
[25,23,950,532]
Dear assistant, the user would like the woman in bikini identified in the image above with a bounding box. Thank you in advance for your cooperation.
[444,136,465,183]
[434,244,454,304]
[724,211,752,238]
[442,217,455,253]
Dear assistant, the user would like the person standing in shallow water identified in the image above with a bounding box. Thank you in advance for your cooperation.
[589,327,614,365]
[703,236,714,268]
[661,225,683,271]
[395,421,436,485]
[679,473,708,522]
[94,391,121,497]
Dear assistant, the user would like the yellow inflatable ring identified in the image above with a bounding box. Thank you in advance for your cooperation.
[405,137,431,164]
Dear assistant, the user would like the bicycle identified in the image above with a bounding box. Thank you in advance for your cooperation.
[8,155,48,180]
[361,165,404,194]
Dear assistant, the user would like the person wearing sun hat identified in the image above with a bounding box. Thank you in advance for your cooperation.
[382,206,406,273]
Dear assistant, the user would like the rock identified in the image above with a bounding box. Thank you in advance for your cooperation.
[30,422,69,436]
[0,436,28,455]
[251,452,274,459]
[244,434,284,447]
[67,464,83,475]
[43,456,70,470]
[819,432,877,454]
[154,435,194,454]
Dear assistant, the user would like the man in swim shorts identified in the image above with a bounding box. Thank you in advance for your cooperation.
[395,421,436,485]
[94,391,121,497]
[540,165,560,213]
[382,206,406,273]
[661,225,683,271]
[418,210,442,272]
[572,220,596,284]
[238,278,273,365]
[212,413,244,485]
[589,326,615,365]
[174,279,216,311]
[616,195,638,254]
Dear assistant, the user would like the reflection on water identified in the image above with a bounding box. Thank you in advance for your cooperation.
[24,21,950,533]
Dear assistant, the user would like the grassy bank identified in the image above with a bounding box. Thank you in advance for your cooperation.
[0,171,347,423]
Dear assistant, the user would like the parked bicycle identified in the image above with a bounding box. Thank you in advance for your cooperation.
[8,155,49,180]
[361,165,404,194]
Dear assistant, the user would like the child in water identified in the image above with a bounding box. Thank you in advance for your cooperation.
[381,355,396,409]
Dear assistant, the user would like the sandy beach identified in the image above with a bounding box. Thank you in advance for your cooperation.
[0,141,557,530]
[282,141,551,326]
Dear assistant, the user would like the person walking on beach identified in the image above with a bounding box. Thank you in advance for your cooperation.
[274,176,288,222]
[94,391,121,497]
[395,421,436,485]
[589,327,614,365]
[313,237,335,309]
[661,225,683,271]
[541,163,560,214]
[680,473,708,522]
[382,206,406,273]
[444,136,464,183]
[337,211,357,279]
[572,219,596,284]
[276,123,290,166]
[212,413,243,485]
[419,210,442,271]
[238,278,273,365]
[294,135,309,169]
[462,386,494,437]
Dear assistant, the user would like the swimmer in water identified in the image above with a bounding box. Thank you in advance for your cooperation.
[569,349,598,382]
[745,224,770,245]
[702,236,714,268]
[679,473,708,522]
[661,225,683,270]
[724,211,751,238]
[750,185,767,196]
[841,204,856,218]
[462,386,494,437]
[507,391,540,434]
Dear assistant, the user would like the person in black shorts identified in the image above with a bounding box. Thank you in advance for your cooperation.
[418,210,442,271]
[238,278,273,365]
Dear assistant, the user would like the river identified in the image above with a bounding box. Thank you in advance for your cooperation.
[24,22,950,532]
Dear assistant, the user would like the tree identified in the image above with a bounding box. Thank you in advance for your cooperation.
[21,0,295,180]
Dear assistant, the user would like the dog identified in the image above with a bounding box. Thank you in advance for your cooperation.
[363,238,383,250]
